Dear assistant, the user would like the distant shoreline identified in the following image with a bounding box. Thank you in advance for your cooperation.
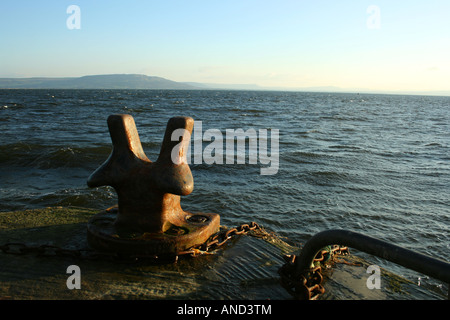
[0,74,449,97]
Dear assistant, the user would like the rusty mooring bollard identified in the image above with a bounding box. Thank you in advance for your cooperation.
[86,114,220,256]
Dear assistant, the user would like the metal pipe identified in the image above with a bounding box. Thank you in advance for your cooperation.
[294,229,450,287]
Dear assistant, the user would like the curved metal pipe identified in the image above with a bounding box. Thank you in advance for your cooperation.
[294,229,450,286]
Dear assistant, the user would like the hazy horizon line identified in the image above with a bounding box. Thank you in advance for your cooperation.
[0,73,449,97]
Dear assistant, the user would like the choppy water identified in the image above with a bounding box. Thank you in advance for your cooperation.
[0,89,449,295]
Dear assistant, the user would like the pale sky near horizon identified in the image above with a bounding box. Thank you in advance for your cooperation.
[1,0,449,92]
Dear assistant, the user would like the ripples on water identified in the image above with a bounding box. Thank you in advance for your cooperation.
[0,89,449,292]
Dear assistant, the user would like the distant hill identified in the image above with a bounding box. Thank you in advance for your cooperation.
[0,74,448,96]
[0,74,200,90]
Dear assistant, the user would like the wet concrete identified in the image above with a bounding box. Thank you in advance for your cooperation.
[0,207,446,300]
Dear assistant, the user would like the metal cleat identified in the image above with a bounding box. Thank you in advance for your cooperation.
[86,114,220,256]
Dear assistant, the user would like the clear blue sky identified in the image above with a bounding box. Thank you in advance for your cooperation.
[1,0,449,92]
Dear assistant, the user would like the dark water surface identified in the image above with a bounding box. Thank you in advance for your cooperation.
[1,89,449,295]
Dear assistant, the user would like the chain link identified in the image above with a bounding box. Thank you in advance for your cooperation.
[278,245,350,300]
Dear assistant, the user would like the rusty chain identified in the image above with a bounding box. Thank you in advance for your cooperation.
[278,245,350,300]
[180,221,262,256]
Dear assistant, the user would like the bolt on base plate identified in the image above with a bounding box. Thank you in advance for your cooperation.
[87,206,220,256]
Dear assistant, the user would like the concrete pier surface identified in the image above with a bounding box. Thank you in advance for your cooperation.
[0,207,446,300]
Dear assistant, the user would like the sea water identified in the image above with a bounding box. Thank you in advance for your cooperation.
[0,89,448,295]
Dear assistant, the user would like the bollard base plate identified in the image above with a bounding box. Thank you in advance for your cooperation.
[87,206,220,256]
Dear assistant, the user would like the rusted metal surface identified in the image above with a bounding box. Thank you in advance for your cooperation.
[86,114,220,255]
